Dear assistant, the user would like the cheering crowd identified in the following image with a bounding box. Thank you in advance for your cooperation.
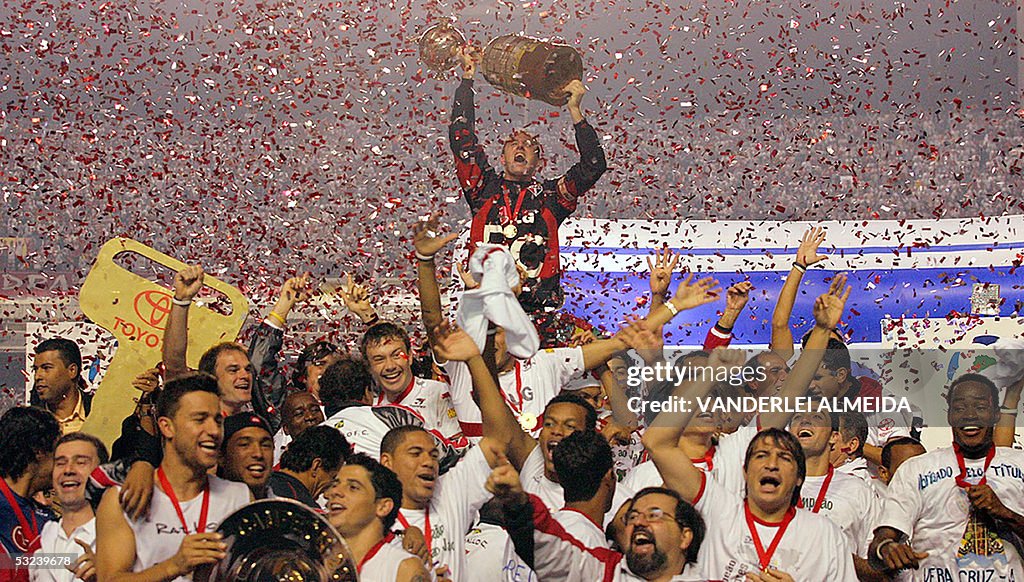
[2,62,1023,582]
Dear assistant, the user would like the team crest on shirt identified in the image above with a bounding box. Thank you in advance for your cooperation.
[333,420,345,428]
[12,524,36,551]
[956,509,1009,568]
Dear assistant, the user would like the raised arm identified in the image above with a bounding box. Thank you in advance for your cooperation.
[449,45,496,208]
[249,274,311,432]
[703,281,753,351]
[162,265,204,381]
[413,213,460,353]
[431,321,537,470]
[642,347,748,503]
[337,273,380,327]
[770,226,828,361]
[552,80,607,218]
[645,248,679,314]
[995,373,1023,447]
[760,273,851,430]
[643,273,723,332]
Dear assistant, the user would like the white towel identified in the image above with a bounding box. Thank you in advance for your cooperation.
[455,245,540,359]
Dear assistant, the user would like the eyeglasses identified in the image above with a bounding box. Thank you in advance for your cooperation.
[624,507,672,526]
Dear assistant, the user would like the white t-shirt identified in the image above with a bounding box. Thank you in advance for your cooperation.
[322,405,394,457]
[520,445,633,527]
[714,425,759,496]
[32,518,95,582]
[835,456,884,498]
[125,475,250,581]
[693,474,856,581]
[799,467,879,557]
[878,446,1024,580]
[553,508,607,549]
[375,377,463,444]
[446,347,585,437]
[464,522,537,582]
[360,536,420,582]
[387,445,493,580]
[619,449,715,499]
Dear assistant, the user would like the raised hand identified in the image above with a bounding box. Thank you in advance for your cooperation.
[457,45,482,79]
[273,273,312,318]
[646,247,679,298]
[412,213,459,259]
[616,316,664,365]
[672,274,723,311]
[430,321,481,362]
[813,273,851,330]
[796,226,828,267]
[338,273,377,323]
[172,265,204,303]
[485,463,524,499]
[725,281,754,313]
[707,347,748,373]
[563,79,587,111]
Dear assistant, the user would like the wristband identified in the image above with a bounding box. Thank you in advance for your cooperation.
[171,297,192,307]
[875,539,897,562]
[267,311,287,327]
[364,313,381,327]
[664,301,679,316]
[415,251,435,262]
[1001,406,1018,415]
[793,262,807,273]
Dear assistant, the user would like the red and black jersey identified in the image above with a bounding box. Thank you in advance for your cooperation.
[449,78,607,312]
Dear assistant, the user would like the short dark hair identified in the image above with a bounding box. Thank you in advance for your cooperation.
[743,428,806,507]
[34,338,83,373]
[946,373,999,408]
[835,411,869,457]
[881,437,925,472]
[279,425,349,473]
[155,372,221,420]
[292,341,339,390]
[198,342,248,377]
[553,430,613,503]
[380,425,431,457]
[819,338,851,374]
[360,322,411,359]
[319,357,373,411]
[56,432,110,465]
[344,453,403,530]
[543,393,597,431]
[631,487,705,565]
[0,407,60,480]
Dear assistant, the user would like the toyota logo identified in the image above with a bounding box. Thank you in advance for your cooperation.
[133,290,173,330]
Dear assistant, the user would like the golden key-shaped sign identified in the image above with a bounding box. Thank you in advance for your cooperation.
[79,238,249,446]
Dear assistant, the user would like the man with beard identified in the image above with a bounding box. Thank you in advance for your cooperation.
[35,433,108,582]
[869,373,1024,580]
[324,453,428,582]
[643,283,857,580]
[217,414,274,499]
[486,461,706,581]
[95,373,251,582]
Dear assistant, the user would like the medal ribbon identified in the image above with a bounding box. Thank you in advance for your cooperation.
[500,183,528,228]
[796,465,834,513]
[156,466,210,535]
[953,443,996,489]
[744,501,796,572]
[0,477,40,553]
[358,531,395,573]
[397,509,432,565]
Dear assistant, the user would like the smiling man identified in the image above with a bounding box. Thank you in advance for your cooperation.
[360,322,463,445]
[31,338,92,435]
[325,453,427,582]
[869,373,1024,580]
[95,373,251,582]
[217,413,274,499]
[36,433,108,582]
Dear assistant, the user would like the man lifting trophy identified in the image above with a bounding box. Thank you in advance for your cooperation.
[422,21,607,344]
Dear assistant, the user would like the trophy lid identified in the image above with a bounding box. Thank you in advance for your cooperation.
[417,20,466,73]
[194,499,359,582]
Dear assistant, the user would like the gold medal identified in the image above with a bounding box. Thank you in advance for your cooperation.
[503,224,518,239]
[518,412,537,431]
